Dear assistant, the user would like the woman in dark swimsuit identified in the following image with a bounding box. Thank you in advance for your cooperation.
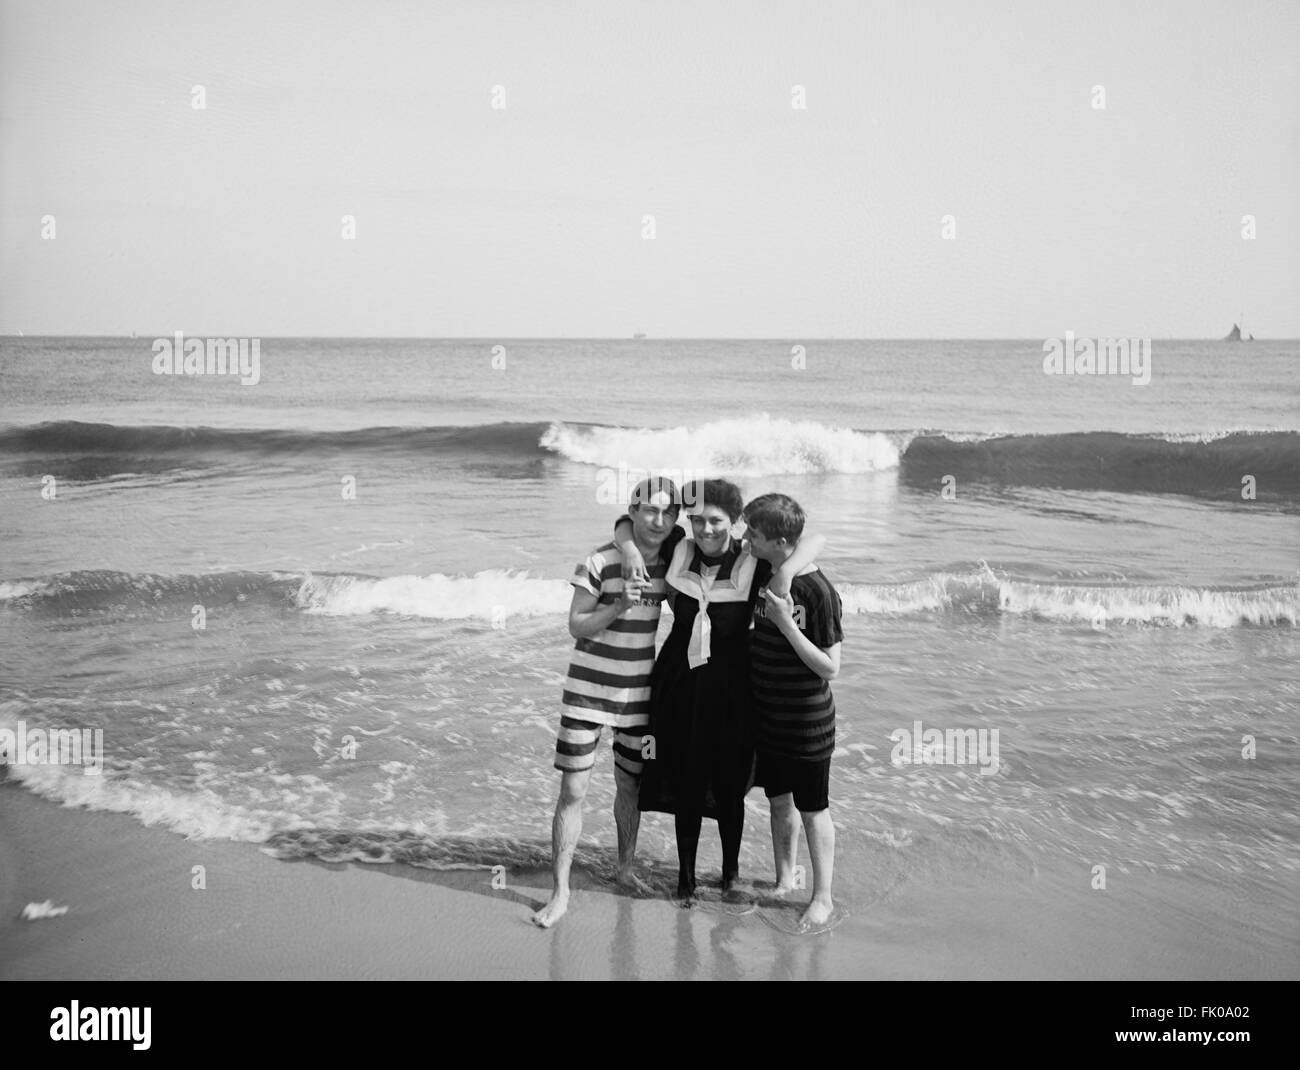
[619,479,822,900]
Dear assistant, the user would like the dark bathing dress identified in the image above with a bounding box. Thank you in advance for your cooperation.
[638,540,772,819]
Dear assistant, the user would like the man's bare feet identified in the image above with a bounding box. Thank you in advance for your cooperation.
[769,881,796,899]
[531,891,569,928]
[797,897,833,932]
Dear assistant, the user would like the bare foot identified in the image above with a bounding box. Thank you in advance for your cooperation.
[797,898,833,932]
[531,891,569,928]
[769,882,796,899]
[615,866,655,897]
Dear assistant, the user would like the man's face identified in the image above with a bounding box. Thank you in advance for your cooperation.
[688,504,732,556]
[744,525,785,562]
[630,491,677,548]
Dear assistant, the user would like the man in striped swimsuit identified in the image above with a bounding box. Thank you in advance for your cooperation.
[744,492,844,932]
[531,477,683,928]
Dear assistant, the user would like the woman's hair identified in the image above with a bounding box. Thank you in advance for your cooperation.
[683,479,745,522]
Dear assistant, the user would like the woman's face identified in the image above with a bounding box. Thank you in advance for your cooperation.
[689,504,732,556]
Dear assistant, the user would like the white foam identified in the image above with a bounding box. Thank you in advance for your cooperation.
[294,570,571,620]
[839,576,963,615]
[840,571,1299,627]
[0,580,50,600]
[997,580,1299,628]
[928,430,1013,443]
[540,415,901,476]
[3,759,283,842]
[1147,430,1238,444]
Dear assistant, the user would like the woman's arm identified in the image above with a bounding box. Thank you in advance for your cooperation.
[765,532,826,598]
[614,516,685,585]
[612,515,648,586]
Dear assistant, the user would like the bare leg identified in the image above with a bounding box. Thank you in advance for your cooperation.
[798,807,835,930]
[613,764,646,889]
[769,792,800,896]
[531,768,591,928]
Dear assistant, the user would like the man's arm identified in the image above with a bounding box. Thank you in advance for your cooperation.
[568,583,640,640]
[761,589,841,681]
[766,532,826,598]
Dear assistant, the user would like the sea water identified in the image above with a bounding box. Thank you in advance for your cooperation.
[1,338,1296,951]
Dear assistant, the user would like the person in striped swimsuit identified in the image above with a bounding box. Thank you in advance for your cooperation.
[744,492,843,931]
[531,476,685,929]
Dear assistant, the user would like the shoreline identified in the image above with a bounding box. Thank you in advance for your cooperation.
[2,783,1295,980]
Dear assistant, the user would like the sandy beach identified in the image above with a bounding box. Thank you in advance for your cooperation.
[2,782,1294,981]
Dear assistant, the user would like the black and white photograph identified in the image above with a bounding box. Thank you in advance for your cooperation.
[1,0,1297,1005]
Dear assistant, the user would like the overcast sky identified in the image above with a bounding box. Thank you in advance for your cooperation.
[2,0,1296,338]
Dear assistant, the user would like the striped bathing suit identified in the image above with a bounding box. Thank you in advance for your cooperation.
[556,531,682,775]
[751,567,843,763]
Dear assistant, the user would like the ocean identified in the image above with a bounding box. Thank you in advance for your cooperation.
[1,337,1297,967]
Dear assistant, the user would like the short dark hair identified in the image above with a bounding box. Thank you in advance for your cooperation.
[629,475,681,516]
[683,479,745,523]
[743,493,806,542]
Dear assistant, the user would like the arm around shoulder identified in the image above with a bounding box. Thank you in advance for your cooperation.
[769,531,826,596]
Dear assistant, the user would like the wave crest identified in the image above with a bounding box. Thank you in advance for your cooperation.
[294,570,571,619]
[839,571,1299,628]
[4,567,1295,627]
[900,430,1300,501]
[541,416,902,476]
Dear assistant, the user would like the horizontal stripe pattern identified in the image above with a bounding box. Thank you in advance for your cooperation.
[562,533,680,728]
[751,569,843,760]
[553,716,648,775]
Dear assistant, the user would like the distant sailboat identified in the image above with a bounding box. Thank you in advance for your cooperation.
[632,332,647,339]
[1224,313,1253,341]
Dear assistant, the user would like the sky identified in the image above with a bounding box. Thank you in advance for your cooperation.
[1,0,1297,338]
